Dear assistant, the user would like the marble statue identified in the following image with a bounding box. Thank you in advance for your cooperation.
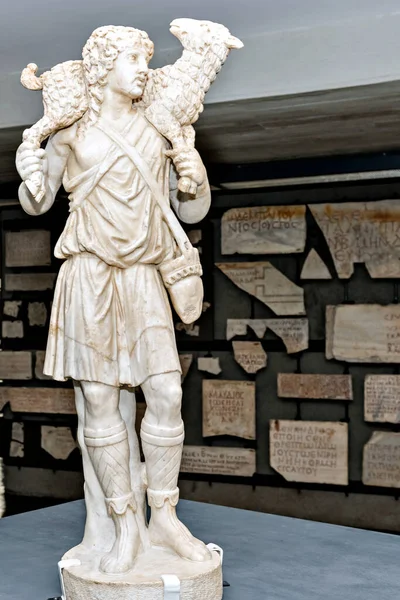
[16,20,242,599]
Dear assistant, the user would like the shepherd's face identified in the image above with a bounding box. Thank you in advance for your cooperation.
[107,47,149,99]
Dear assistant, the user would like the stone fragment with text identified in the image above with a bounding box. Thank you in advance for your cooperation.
[0,352,32,380]
[5,273,56,291]
[5,230,51,267]
[326,304,400,363]
[217,262,305,315]
[232,341,267,374]
[181,446,256,476]
[364,375,400,423]
[203,379,256,439]
[310,200,400,278]
[227,318,309,353]
[41,426,77,460]
[270,420,348,485]
[1,387,75,414]
[2,321,24,338]
[363,432,400,487]
[221,205,306,255]
[277,374,353,400]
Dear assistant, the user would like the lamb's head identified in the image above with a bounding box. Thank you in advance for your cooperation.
[170,18,243,56]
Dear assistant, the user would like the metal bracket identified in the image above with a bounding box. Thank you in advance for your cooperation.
[161,574,181,599]
[58,559,81,600]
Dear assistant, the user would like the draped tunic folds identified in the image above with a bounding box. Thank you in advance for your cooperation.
[43,111,182,387]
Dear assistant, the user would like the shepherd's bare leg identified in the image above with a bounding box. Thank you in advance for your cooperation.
[82,381,140,573]
[141,371,211,561]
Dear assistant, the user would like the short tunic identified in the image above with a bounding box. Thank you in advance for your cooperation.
[44,111,182,387]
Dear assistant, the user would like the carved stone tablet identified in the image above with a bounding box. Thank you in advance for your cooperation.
[2,321,24,338]
[310,200,400,278]
[10,422,24,458]
[300,249,332,280]
[5,230,51,267]
[277,374,353,400]
[179,354,193,382]
[232,341,267,373]
[5,273,56,291]
[181,446,256,477]
[0,352,32,380]
[203,379,256,439]
[28,302,47,326]
[3,301,21,318]
[270,420,348,485]
[363,432,400,487]
[326,304,400,363]
[0,387,76,414]
[221,205,306,255]
[198,357,222,375]
[41,426,77,460]
[364,375,400,423]
[227,318,309,353]
[217,262,305,315]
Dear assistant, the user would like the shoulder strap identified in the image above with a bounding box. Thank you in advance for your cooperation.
[96,119,190,255]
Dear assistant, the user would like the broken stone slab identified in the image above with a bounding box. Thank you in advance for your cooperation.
[5,230,51,267]
[363,431,400,487]
[41,426,77,460]
[217,262,305,316]
[197,357,222,375]
[310,200,400,278]
[3,301,22,318]
[326,304,400,363]
[2,321,24,338]
[221,205,306,255]
[277,373,353,400]
[203,379,256,439]
[5,273,57,291]
[28,302,47,326]
[270,419,348,485]
[364,375,400,423]
[181,446,256,477]
[0,387,76,414]
[232,341,267,374]
[227,318,309,353]
[300,249,332,280]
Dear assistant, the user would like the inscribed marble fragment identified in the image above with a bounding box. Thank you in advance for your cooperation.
[363,432,400,487]
[181,446,256,476]
[277,374,353,400]
[217,262,305,315]
[41,426,77,460]
[232,341,267,373]
[310,200,400,278]
[326,304,400,362]
[221,205,306,255]
[203,379,256,439]
[227,318,309,353]
[5,230,51,267]
[364,375,400,423]
[270,420,348,485]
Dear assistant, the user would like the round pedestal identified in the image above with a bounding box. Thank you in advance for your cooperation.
[62,546,223,600]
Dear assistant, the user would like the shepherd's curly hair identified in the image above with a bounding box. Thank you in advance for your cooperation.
[78,25,154,138]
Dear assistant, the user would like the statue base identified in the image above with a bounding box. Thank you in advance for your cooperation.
[61,546,223,600]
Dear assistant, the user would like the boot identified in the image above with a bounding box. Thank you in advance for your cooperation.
[85,421,140,573]
[141,419,211,562]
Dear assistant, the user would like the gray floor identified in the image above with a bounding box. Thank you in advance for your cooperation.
[0,498,399,599]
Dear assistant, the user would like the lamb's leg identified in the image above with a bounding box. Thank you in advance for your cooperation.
[144,103,198,195]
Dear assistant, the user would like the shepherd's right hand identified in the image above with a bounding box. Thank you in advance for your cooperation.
[16,142,48,182]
